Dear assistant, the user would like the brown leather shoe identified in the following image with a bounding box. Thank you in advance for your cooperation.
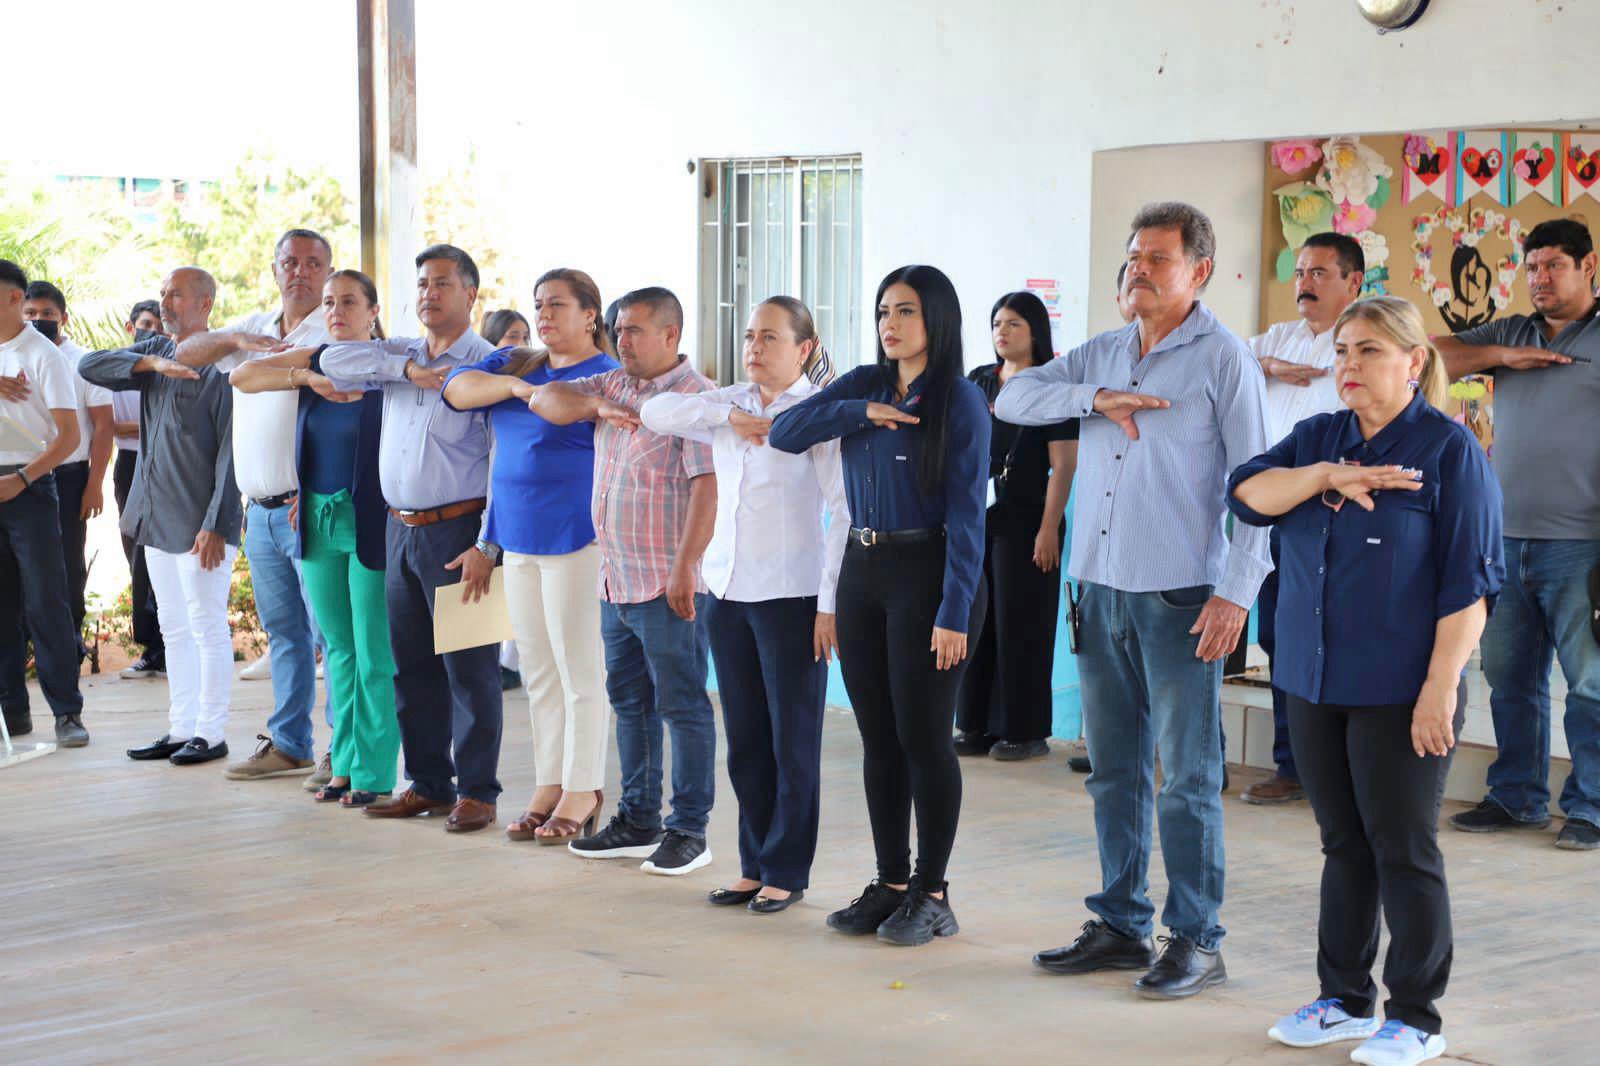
[1241,775,1304,805]
[446,798,496,833]
[363,787,455,819]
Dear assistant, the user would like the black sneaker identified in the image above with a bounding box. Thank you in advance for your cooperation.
[640,830,712,876]
[826,880,907,935]
[1449,798,1551,833]
[1067,754,1092,774]
[54,714,90,748]
[1134,935,1227,999]
[3,707,32,738]
[990,738,1050,761]
[952,731,994,757]
[1556,819,1600,851]
[568,814,664,859]
[876,882,959,945]
[120,654,166,679]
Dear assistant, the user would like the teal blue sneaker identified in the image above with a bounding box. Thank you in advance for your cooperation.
[1350,1020,1447,1065]
[1266,998,1380,1048]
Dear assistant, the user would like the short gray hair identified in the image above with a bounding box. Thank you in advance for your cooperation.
[1129,201,1216,270]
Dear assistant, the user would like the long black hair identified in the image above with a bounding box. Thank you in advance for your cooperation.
[875,264,962,496]
[990,290,1053,367]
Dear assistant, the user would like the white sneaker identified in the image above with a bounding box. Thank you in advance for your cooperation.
[239,653,272,681]
[1350,1020,1446,1065]
[1268,998,1380,1048]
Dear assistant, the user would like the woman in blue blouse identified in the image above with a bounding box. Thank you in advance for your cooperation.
[442,268,619,844]
[770,264,990,946]
[1228,296,1504,1066]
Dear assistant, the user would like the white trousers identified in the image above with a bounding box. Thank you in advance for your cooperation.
[504,545,609,790]
[145,545,237,745]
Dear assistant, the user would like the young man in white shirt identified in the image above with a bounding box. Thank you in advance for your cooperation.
[174,229,333,781]
[0,260,89,747]
[21,282,115,654]
[1240,231,1364,806]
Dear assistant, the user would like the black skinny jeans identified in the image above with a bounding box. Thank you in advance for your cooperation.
[1286,680,1465,1035]
[835,538,985,890]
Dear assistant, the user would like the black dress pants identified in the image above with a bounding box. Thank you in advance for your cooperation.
[956,519,1061,742]
[835,538,985,889]
[52,460,90,642]
[113,449,162,656]
[1286,680,1465,1035]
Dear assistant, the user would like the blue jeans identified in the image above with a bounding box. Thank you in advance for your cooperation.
[1479,537,1600,826]
[601,594,716,837]
[1077,582,1227,948]
[245,500,319,761]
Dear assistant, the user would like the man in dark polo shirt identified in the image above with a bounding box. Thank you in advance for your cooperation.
[1435,217,1600,851]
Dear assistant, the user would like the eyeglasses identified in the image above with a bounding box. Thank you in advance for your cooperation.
[1320,458,1360,512]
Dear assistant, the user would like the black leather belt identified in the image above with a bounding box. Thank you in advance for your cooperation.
[847,526,943,549]
[252,491,298,510]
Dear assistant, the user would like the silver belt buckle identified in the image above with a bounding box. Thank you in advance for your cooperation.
[858,527,877,547]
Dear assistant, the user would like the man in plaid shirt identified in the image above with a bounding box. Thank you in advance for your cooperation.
[530,287,720,876]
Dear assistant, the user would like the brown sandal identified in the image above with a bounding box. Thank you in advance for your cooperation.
[506,807,553,841]
[535,790,603,846]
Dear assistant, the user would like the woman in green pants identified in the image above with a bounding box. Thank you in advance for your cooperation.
[230,270,398,806]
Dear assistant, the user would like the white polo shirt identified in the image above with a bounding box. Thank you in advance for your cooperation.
[218,308,331,500]
[1248,317,1342,447]
[0,323,78,465]
[56,339,114,464]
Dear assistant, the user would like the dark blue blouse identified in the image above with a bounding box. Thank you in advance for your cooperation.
[301,397,363,495]
[1227,392,1504,707]
[768,364,991,632]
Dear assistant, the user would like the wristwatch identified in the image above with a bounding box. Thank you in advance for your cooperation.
[475,539,502,563]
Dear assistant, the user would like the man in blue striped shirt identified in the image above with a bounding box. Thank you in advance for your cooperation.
[997,202,1270,1000]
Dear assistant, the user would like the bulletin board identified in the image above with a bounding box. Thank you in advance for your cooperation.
[1257,131,1599,448]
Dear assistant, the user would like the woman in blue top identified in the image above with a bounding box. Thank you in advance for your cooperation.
[442,268,619,844]
[230,269,397,807]
[1228,296,1504,1066]
[769,264,990,946]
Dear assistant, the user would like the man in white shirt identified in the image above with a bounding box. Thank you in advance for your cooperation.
[1240,231,1364,806]
[21,282,115,653]
[174,228,332,780]
[112,300,166,678]
[0,260,88,747]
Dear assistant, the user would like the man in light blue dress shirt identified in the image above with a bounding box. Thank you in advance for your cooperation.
[320,244,504,833]
[997,202,1270,1000]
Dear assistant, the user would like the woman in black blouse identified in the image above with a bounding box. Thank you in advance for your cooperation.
[955,291,1078,760]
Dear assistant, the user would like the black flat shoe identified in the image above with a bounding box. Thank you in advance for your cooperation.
[314,783,352,803]
[991,738,1049,761]
[952,731,995,757]
[826,880,908,935]
[1034,919,1156,975]
[1067,754,1092,774]
[127,734,186,761]
[748,890,804,914]
[169,738,229,766]
[707,886,761,907]
[876,882,958,945]
[1134,935,1227,999]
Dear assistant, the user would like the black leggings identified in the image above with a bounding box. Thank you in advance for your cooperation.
[835,539,985,889]
[1286,681,1465,1035]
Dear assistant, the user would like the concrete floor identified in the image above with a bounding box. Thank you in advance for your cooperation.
[2,670,1591,1066]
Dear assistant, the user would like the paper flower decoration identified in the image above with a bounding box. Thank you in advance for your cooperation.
[1358,230,1390,270]
[1271,139,1323,176]
[1274,181,1335,250]
[1332,200,1378,235]
[1316,136,1394,205]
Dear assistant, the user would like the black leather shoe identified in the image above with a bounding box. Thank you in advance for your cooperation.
[991,738,1050,761]
[1034,919,1156,974]
[127,734,187,761]
[1067,754,1091,774]
[707,886,761,907]
[748,889,804,914]
[3,707,32,738]
[952,731,994,756]
[54,714,90,748]
[826,880,907,935]
[1134,935,1227,999]
[169,738,229,765]
[877,882,958,945]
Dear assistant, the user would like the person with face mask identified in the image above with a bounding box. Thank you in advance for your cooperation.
[640,296,849,913]
[113,300,167,679]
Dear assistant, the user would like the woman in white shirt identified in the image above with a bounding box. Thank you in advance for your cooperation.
[640,297,848,914]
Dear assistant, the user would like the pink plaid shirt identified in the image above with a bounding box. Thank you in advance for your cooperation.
[570,358,716,604]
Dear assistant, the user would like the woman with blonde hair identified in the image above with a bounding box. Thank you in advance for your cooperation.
[442,268,619,843]
[1227,295,1503,1066]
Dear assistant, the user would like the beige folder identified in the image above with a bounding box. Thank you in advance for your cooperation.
[432,568,514,655]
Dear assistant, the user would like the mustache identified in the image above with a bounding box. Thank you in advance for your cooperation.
[1296,292,1317,302]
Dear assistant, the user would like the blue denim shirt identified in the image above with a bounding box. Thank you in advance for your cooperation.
[1227,392,1505,706]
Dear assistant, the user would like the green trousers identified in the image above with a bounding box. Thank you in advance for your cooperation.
[299,490,399,793]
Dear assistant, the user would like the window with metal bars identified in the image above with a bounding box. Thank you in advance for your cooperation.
[697,155,863,385]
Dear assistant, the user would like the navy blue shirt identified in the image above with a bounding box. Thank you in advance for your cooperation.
[1227,393,1504,706]
[301,396,363,495]
[768,364,991,632]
